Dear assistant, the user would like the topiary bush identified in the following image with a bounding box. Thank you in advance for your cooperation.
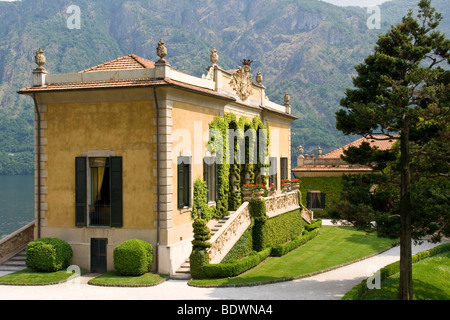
[26,238,73,272]
[113,239,153,276]
[192,218,212,250]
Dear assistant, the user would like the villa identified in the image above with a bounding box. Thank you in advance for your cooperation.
[17,40,298,277]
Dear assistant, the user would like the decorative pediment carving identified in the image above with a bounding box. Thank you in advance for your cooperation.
[229,59,254,101]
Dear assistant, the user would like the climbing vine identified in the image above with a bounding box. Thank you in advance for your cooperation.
[202,113,270,218]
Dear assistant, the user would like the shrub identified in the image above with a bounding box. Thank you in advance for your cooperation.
[26,238,73,272]
[189,249,210,279]
[305,218,322,232]
[271,228,321,257]
[113,239,153,276]
[202,247,272,279]
[252,207,305,252]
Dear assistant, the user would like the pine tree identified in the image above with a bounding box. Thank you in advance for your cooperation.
[335,0,449,300]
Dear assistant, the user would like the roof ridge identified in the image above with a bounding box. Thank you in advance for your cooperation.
[78,54,155,73]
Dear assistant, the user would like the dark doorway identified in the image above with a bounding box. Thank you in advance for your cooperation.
[90,238,107,273]
[307,190,326,210]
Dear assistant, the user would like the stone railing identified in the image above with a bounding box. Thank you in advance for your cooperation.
[301,207,313,224]
[265,190,300,218]
[265,190,313,224]
[0,221,34,265]
[207,202,251,264]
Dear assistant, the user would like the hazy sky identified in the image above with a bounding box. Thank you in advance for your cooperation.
[0,0,392,5]
[322,0,392,6]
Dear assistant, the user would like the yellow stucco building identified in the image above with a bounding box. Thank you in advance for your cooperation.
[19,41,297,276]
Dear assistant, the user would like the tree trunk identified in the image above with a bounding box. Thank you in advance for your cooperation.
[398,119,413,300]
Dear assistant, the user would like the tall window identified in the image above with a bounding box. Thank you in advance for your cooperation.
[177,156,191,209]
[280,157,289,181]
[90,158,111,226]
[269,156,278,190]
[75,156,122,227]
[204,156,217,203]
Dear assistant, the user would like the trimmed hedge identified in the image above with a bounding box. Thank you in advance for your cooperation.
[203,247,272,279]
[342,243,450,300]
[253,207,306,252]
[113,239,153,276]
[305,218,322,232]
[271,227,321,257]
[26,238,73,272]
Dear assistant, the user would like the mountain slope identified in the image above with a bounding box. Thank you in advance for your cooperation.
[0,0,448,174]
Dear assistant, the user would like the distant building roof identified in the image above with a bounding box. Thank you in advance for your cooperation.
[320,135,396,159]
[292,135,397,176]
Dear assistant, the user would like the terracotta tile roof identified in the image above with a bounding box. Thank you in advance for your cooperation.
[292,166,374,172]
[78,54,155,73]
[18,78,166,92]
[320,135,396,159]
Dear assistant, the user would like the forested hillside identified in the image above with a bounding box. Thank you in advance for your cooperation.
[0,0,448,174]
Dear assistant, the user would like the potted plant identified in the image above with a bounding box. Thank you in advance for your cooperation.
[291,178,301,190]
[281,179,291,192]
[242,184,253,200]
[268,183,276,196]
[253,184,266,199]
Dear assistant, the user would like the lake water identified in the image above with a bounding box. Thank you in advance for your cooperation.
[0,175,34,238]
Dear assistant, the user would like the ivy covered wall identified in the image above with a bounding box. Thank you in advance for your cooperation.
[194,113,270,220]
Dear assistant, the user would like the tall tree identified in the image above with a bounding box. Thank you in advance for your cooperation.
[335,0,449,300]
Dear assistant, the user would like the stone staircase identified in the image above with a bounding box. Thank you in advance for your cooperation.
[171,214,232,279]
[0,250,27,272]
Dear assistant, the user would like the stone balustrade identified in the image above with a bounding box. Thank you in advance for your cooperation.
[0,221,34,265]
[207,202,251,264]
[265,190,301,218]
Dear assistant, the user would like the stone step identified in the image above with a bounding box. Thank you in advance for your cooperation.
[172,213,235,279]
[0,250,27,272]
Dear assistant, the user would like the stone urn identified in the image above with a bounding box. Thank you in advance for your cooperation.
[253,189,264,200]
[291,183,300,190]
[242,189,253,201]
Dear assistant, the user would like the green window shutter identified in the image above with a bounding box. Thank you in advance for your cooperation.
[187,157,191,207]
[214,162,218,202]
[178,156,192,208]
[75,157,87,227]
[110,156,123,227]
[178,158,185,208]
[280,157,288,180]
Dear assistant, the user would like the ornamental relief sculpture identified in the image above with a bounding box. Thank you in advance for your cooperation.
[229,59,254,101]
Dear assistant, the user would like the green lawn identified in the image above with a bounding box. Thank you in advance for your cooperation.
[88,271,168,287]
[189,225,397,286]
[361,251,450,300]
[0,268,74,285]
